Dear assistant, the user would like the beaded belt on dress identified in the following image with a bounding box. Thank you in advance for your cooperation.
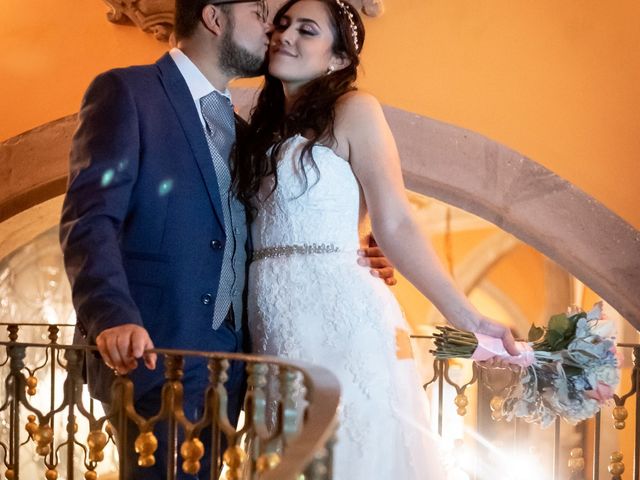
[251,243,341,261]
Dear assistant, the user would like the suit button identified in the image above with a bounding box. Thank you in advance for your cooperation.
[210,240,223,250]
[201,294,212,305]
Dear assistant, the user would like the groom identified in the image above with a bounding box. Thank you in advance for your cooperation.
[60,1,393,478]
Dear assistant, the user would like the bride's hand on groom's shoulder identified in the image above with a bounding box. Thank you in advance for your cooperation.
[357,235,397,285]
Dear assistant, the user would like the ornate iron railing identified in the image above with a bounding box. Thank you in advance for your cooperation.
[412,335,639,480]
[2,322,637,480]
[0,323,340,480]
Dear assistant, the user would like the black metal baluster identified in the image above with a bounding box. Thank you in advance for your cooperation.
[593,411,601,480]
[9,345,25,480]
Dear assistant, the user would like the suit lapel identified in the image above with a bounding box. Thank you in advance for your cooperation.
[156,53,225,229]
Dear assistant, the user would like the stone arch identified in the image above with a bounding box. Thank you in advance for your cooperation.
[376,102,640,327]
[2,87,639,326]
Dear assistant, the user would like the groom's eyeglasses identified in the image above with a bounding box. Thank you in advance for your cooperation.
[210,0,269,23]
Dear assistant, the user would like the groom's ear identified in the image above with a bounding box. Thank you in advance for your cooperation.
[201,4,225,36]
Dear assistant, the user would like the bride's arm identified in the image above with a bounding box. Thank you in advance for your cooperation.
[337,91,518,354]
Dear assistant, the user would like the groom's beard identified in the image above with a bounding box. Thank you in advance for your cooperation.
[219,30,266,78]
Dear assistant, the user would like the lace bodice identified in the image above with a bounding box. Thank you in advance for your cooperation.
[250,134,361,251]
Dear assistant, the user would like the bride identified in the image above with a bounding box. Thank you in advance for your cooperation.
[233,0,519,478]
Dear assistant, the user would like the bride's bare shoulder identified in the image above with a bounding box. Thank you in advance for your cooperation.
[335,90,387,139]
[336,90,382,115]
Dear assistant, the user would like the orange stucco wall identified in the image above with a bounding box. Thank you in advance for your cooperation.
[1,0,638,230]
[0,1,166,139]
[359,0,640,230]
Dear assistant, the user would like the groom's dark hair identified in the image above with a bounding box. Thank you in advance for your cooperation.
[174,0,230,40]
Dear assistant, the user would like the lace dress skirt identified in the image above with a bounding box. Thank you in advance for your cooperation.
[248,250,447,480]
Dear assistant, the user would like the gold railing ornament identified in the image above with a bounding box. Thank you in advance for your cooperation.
[180,437,205,475]
[84,470,98,480]
[134,431,158,467]
[567,447,584,479]
[34,423,54,456]
[612,405,628,430]
[25,414,38,438]
[608,451,624,479]
[45,468,58,480]
[454,393,469,416]
[26,375,37,396]
[256,452,281,473]
[87,430,109,462]
[223,445,248,480]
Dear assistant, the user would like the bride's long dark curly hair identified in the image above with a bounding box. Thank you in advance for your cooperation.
[232,0,365,214]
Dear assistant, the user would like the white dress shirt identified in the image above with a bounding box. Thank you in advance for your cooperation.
[168,48,232,129]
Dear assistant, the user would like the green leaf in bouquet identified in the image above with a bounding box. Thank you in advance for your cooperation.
[549,314,571,336]
[528,324,545,342]
[546,329,564,349]
[544,313,579,351]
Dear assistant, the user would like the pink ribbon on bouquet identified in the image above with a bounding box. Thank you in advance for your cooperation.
[470,333,535,368]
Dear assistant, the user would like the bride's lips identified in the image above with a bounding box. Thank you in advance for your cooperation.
[272,47,297,58]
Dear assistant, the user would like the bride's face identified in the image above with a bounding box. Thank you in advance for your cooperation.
[268,0,342,89]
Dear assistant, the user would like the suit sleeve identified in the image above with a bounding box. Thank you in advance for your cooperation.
[60,71,144,342]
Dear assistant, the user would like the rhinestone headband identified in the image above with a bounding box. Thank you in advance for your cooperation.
[335,0,359,52]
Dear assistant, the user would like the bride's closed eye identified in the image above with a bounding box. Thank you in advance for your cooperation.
[298,25,318,36]
[274,19,318,37]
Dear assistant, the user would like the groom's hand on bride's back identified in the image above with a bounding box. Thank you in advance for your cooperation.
[95,324,157,375]
[357,235,397,286]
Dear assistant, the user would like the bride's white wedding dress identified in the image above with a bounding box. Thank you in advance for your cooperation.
[247,135,447,479]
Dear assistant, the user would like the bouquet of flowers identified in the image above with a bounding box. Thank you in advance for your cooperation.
[432,302,620,427]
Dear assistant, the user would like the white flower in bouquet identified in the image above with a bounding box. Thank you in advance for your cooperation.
[586,302,617,339]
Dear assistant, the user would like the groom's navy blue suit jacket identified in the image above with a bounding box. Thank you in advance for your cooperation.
[60,53,249,403]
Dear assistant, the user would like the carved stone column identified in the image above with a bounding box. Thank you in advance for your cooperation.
[102,0,385,42]
[103,0,175,42]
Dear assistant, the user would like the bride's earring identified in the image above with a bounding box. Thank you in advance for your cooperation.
[326,65,335,75]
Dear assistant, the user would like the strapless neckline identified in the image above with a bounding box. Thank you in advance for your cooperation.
[250,131,361,252]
